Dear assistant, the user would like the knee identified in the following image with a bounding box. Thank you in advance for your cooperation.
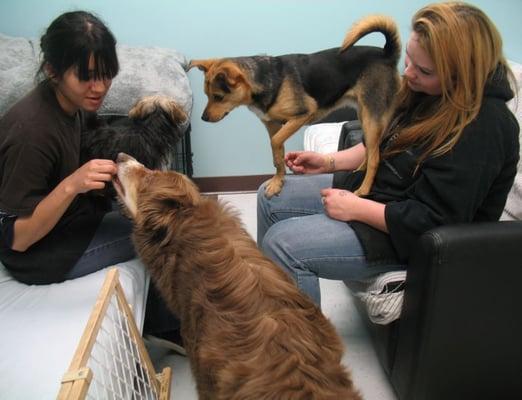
[260,225,277,256]
[256,181,269,208]
[260,222,289,264]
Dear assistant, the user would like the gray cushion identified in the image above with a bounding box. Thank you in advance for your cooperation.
[0,33,192,122]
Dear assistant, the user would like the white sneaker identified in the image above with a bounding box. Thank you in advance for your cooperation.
[144,332,187,356]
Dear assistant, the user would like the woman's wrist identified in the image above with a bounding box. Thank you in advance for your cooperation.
[60,176,78,197]
[323,153,336,173]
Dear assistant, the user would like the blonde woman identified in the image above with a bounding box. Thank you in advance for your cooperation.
[257,2,519,305]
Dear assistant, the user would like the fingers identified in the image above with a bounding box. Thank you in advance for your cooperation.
[75,159,117,192]
[291,166,305,174]
[88,181,107,190]
[320,188,333,197]
[285,151,301,161]
[86,159,117,175]
[90,171,114,183]
[88,160,116,186]
[285,152,303,173]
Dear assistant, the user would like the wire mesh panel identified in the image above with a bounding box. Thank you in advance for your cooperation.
[57,268,171,400]
[172,124,193,177]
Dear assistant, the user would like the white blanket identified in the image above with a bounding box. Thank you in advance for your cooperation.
[0,260,149,399]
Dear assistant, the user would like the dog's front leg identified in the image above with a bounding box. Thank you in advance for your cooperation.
[263,120,283,166]
[264,117,310,198]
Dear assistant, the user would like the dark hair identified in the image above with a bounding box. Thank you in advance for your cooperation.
[38,10,119,81]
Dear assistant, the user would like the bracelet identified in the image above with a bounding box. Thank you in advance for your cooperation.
[324,154,336,173]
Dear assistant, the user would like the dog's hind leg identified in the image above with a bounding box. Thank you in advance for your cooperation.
[263,116,311,198]
[355,116,383,197]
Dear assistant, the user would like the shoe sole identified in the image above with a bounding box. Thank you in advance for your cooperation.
[144,334,187,356]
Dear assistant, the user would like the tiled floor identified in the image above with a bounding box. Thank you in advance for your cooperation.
[147,192,398,399]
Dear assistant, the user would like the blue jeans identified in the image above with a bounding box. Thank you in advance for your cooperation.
[66,210,180,334]
[257,174,404,305]
[66,211,135,279]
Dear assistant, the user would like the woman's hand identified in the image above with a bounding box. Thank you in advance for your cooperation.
[64,159,117,194]
[285,151,331,174]
[320,187,389,232]
[12,159,117,252]
[320,188,361,221]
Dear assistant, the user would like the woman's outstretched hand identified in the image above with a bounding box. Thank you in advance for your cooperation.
[285,151,330,174]
[65,159,117,194]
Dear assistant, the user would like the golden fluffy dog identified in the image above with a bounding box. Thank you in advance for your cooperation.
[113,153,362,400]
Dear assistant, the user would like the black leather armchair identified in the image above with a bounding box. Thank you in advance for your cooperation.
[362,221,522,400]
[321,113,522,399]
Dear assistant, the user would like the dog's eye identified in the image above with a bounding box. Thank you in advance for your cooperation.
[212,94,224,102]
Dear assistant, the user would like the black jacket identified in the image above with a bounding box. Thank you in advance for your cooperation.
[336,68,520,263]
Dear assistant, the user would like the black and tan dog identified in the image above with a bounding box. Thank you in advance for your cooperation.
[189,15,401,197]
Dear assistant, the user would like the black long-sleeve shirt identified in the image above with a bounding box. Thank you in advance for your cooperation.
[341,68,519,263]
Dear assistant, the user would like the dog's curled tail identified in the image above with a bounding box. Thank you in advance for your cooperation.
[341,15,401,64]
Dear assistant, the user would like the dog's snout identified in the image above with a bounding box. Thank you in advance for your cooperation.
[117,152,131,163]
[201,111,209,122]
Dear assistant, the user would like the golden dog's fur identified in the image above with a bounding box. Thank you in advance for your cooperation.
[114,153,362,400]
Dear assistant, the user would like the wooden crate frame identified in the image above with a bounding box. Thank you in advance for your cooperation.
[57,268,171,400]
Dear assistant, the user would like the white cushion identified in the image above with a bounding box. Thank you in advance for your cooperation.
[501,60,522,221]
[507,60,522,138]
[0,259,149,399]
[303,122,345,154]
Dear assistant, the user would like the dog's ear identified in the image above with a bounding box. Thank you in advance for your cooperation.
[176,174,201,208]
[151,172,201,210]
[188,59,216,72]
[135,173,200,246]
[164,100,188,125]
[218,63,247,88]
[129,95,188,125]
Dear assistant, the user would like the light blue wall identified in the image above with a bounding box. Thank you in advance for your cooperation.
[1,0,521,177]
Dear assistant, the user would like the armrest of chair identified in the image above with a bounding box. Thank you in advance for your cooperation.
[391,221,522,400]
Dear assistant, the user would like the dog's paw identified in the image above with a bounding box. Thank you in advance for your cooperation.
[129,95,187,124]
[264,177,284,198]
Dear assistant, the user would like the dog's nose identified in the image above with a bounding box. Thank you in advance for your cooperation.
[117,152,131,163]
[201,111,209,122]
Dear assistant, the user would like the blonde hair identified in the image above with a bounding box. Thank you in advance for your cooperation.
[384,2,516,163]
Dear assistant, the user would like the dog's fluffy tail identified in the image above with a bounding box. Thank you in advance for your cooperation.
[341,15,401,64]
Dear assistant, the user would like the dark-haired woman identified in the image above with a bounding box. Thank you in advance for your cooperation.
[0,10,126,284]
[0,11,183,352]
